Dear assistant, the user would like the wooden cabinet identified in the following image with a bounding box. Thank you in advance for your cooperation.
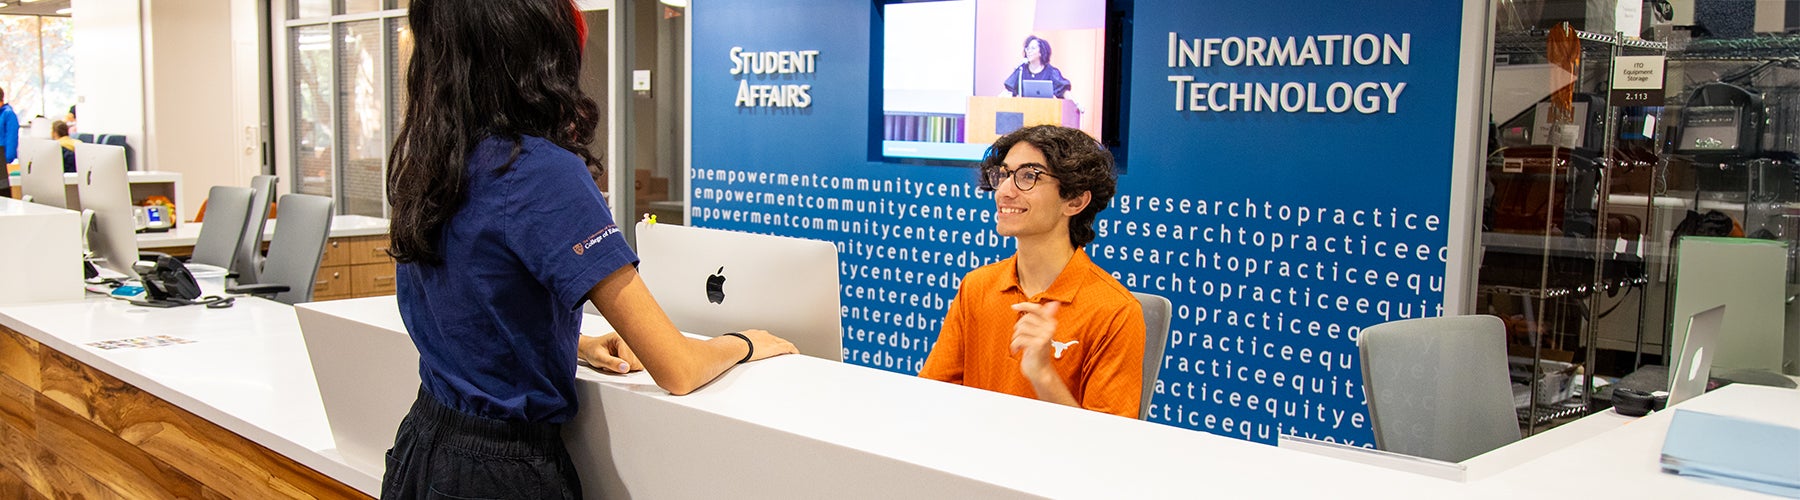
[312,235,394,301]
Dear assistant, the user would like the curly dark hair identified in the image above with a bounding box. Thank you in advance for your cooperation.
[978,125,1116,249]
[386,0,601,264]
[1023,35,1052,66]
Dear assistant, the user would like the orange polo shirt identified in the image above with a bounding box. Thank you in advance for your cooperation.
[919,250,1145,418]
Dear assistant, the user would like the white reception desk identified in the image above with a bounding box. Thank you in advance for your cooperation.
[3,291,1796,498]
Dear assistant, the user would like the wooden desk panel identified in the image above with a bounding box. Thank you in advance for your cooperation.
[0,326,367,500]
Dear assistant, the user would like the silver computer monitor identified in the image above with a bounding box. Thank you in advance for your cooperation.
[1668,305,1726,407]
[19,138,69,209]
[75,143,140,281]
[27,117,51,139]
[633,222,843,361]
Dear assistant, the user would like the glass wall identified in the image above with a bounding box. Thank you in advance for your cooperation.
[1478,1,1800,437]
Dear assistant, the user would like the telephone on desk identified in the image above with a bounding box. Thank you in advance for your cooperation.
[86,253,230,308]
[135,205,173,233]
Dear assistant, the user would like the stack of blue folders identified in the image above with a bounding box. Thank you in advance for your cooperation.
[1660,409,1800,497]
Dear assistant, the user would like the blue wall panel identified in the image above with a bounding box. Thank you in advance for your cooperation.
[690,0,1472,446]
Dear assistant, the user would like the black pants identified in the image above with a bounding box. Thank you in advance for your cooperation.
[380,388,581,500]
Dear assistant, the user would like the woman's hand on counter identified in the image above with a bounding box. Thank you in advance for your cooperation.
[579,333,642,374]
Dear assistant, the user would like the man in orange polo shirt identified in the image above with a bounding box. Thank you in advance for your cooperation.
[919,125,1145,418]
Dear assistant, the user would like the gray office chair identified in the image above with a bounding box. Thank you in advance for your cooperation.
[188,186,255,270]
[1133,292,1172,420]
[228,194,333,304]
[231,175,278,284]
[1359,315,1520,463]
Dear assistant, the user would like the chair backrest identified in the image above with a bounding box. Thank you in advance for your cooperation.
[232,175,279,284]
[1133,292,1172,420]
[259,194,334,304]
[1360,315,1520,463]
[189,186,255,269]
[95,134,134,170]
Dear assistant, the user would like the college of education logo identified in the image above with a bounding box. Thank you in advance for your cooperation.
[573,224,621,256]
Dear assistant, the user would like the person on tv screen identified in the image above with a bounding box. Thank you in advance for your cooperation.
[382,1,797,498]
[919,125,1144,418]
[1001,35,1072,99]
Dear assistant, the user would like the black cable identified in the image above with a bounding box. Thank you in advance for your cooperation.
[195,296,236,309]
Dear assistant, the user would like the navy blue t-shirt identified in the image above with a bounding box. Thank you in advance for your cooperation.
[398,135,636,424]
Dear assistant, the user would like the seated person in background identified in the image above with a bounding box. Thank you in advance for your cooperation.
[51,120,76,172]
[1001,35,1072,99]
[919,125,1144,418]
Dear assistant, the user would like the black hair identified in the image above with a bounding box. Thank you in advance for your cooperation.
[386,0,600,264]
[979,125,1116,249]
[1023,35,1052,66]
[67,105,75,118]
[0,88,6,102]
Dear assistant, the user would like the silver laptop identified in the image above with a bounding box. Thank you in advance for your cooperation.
[1020,79,1055,98]
[294,302,420,477]
[635,222,842,361]
[1668,305,1726,407]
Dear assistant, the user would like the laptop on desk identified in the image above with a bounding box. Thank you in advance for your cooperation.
[1019,79,1055,98]
[633,222,842,361]
[1668,305,1726,407]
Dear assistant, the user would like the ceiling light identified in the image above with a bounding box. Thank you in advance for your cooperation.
[56,7,72,14]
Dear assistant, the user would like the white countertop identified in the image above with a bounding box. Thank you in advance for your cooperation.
[5,291,1794,499]
[301,297,1474,499]
[138,214,389,249]
[1477,384,1800,496]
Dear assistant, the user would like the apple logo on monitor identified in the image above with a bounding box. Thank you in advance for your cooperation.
[706,266,726,304]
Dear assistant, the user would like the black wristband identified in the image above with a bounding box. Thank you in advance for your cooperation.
[721,332,753,364]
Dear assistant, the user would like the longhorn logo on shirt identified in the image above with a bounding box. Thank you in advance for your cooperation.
[1051,340,1079,359]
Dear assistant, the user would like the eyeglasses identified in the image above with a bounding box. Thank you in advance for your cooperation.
[981,164,1057,192]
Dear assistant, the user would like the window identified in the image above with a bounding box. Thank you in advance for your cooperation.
[0,15,74,124]
[290,24,335,200]
[338,20,386,216]
[283,2,408,216]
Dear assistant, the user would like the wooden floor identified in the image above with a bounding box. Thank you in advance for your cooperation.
[0,325,368,499]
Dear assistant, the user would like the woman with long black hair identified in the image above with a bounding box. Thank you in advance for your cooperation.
[381,1,796,497]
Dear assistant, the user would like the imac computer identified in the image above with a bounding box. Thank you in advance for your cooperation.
[633,222,843,361]
[19,138,69,209]
[75,143,141,281]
